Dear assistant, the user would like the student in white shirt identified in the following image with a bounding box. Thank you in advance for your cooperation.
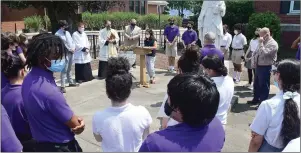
[72,22,94,83]
[201,55,235,129]
[282,137,300,152]
[92,57,152,152]
[220,24,232,60]
[231,23,247,84]
[244,28,261,89]
[157,46,203,129]
[248,59,300,152]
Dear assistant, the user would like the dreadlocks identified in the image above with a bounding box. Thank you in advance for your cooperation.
[26,33,67,69]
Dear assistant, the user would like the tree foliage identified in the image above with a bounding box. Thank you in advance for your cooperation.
[167,0,194,17]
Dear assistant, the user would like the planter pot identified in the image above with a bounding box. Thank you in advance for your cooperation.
[29,28,37,33]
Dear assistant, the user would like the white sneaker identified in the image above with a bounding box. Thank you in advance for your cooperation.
[248,83,254,90]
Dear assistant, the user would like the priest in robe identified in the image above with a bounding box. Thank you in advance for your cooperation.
[72,22,94,83]
[98,20,120,79]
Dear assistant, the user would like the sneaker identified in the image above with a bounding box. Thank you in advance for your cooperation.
[60,87,66,93]
[234,80,240,84]
[69,83,80,87]
[171,69,177,73]
[150,77,156,84]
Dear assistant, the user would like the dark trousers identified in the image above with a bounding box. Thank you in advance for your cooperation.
[35,139,82,152]
[253,65,272,102]
[98,61,108,79]
[247,69,256,84]
[17,133,36,152]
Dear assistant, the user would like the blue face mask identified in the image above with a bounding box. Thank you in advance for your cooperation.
[274,81,279,89]
[47,59,66,72]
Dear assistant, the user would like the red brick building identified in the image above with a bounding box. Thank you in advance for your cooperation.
[1,1,167,33]
[254,1,300,47]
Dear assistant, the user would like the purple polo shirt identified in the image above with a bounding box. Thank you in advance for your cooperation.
[22,67,75,143]
[16,46,23,54]
[163,25,180,42]
[200,44,224,62]
[182,30,198,45]
[1,72,9,89]
[1,105,23,152]
[139,117,225,152]
[296,44,300,60]
[2,84,31,137]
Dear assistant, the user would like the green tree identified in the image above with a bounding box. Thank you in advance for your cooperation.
[167,0,193,17]
[3,1,125,34]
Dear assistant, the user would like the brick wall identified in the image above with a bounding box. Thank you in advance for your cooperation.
[1,21,25,33]
[148,4,158,14]
[254,1,300,24]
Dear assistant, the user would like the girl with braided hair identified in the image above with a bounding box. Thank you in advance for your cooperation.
[1,52,35,151]
[249,59,300,152]
[22,33,85,152]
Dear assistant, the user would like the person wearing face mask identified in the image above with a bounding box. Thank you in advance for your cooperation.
[72,22,94,83]
[244,28,261,90]
[1,52,35,152]
[98,20,120,80]
[164,17,180,73]
[231,23,248,84]
[124,19,141,68]
[55,20,79,93]
[220,24,232,60]
[139,73,225,152]
[22,33,85,152]
[248,59,300,152]
[201,55,234,130]
[143,29,157,84]
[157,46,203,129]
[6,32,27,64]
[181,21,198,49]
[249,27,278,105]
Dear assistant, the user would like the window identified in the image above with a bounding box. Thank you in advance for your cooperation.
[141,0,146,15]
[135,0,141,14]
[130,0,135,12]
[290,0,300,13]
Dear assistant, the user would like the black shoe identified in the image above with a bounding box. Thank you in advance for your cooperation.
[247,99,261,105]
[69,83,79,87]
[60,87,66,93]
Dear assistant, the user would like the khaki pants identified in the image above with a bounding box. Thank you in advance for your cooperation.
[231,50,244,64]
[221,47,229,60]
[165,44,177,57]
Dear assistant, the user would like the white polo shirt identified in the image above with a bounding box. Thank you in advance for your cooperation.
[282,137,300,152]
[250,91,300,149]
[92,103,152,152]
[249,38,259,52]
[231,33,247,49]
[221,32,232,50]
[211,75,235,124]
[157,75,234,126]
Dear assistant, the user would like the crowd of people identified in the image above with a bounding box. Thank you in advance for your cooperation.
[1,17,300,152]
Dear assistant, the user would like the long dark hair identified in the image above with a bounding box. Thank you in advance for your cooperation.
[202,55,228,76]
[145,29,156,42]
[277,59,300,146]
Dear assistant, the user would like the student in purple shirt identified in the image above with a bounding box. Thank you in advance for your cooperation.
[163,17,180,73]
[200,32,224,63]
[139,73,225,152]
[181,21,198,48]
[7,32,27,64]
[22,33,85,152]
[1,52,35,152]
[1,105,23,152]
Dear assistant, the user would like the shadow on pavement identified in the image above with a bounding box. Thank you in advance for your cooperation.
[150,102,163,108]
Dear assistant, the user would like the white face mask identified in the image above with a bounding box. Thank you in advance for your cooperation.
[79,27,85,32]
[145,34,150,39]
[234,30,238,35]
[24,40,29,45]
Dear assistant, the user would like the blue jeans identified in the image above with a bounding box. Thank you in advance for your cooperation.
[146,56,156,79]
[253,65,272,101]
[258,139,283,152]
[60,53,75,87]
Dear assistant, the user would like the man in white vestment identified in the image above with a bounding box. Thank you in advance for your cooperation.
[72,22,94,83]
[198,1,226,49]
[124,19,141,68]
[98,20,120,79]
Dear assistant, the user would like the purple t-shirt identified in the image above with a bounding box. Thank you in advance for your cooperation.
[22,67,74,143]
[200,44,224,62]
[1,72,9,89]
[182,30,198,45]
[1,105,23,152]
[163,25,180,42]
[2,84,31,137]
[139,118,225,152]
[16,46,23,54]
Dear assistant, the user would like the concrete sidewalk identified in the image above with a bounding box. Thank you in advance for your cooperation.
[60,65,278,152]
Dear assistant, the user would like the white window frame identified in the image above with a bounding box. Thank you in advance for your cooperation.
[289,1,300,13]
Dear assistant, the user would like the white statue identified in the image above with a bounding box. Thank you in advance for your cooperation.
[198,1,226,49]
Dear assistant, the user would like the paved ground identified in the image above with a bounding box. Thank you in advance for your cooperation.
[57,60,278,152]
